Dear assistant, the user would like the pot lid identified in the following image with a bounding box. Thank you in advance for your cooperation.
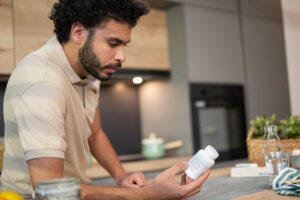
[142,133,164,144]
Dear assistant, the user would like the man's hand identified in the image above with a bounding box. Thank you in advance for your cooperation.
[148,161,210,200]
[81,162,209,200]
[116,172,148,189]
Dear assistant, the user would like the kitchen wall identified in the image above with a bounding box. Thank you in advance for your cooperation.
[183,0,290,122]
[139,5,193,156]
[281,0,300,116]
[0,0,293,157]
[139,0,291,157]
[99,84,142,156]
[240,0,290,122]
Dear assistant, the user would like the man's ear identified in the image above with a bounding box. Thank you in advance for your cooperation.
[70,22,88,45]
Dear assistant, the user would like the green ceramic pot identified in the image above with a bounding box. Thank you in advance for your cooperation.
[142,137,165,159]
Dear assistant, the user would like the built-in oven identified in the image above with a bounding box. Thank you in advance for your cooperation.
[190,83,247,161]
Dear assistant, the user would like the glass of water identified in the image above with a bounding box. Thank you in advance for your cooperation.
[264,151,289,183]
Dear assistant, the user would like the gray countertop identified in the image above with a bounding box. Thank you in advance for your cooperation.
[92,158,248,186]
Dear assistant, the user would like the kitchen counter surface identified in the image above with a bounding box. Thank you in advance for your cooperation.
[86,156,192,179]
[87,156,248,180]
[89,157,298,199]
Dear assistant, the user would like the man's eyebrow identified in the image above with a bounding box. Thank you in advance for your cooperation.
[108,37,131,44]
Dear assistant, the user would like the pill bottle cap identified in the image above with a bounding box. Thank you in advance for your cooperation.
[204,145,219,160]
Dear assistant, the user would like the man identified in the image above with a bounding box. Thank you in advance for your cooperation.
[1,0,210,199]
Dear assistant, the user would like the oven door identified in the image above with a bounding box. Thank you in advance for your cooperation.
[190,84,247,161]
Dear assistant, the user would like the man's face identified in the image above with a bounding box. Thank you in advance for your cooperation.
[78,20,131,81]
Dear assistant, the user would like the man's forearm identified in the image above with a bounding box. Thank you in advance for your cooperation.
[88,130,127,183]
[81,184,154,200]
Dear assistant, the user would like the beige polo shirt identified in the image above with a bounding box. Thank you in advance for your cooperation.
[0,36,100,197]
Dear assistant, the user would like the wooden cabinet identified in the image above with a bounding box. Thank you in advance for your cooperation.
[13,0,56,65]
[13,2,170,70]
[13,4,170,70]
[1,1,170,72]
[0,0,14,75]
[123,9,170,70]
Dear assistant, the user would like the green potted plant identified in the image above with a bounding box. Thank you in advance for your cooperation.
[250,114,276,138]
[247,114,300,166]
[279,116,300,139]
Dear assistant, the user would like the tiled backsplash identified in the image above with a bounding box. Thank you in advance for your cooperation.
[99,83,142,156]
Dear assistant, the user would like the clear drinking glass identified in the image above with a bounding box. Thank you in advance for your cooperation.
[35,177,80,200]
[264,151,289,183]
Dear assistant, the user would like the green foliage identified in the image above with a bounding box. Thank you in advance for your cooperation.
[250,114,276,138]
[250,115,300,138]
[279,116,300,138]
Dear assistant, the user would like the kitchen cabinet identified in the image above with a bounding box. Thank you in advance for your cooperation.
[12,0,170,71]
[184,3,244,84]
[123,9,170,70]
[0,1,170,72]
[240,0,290,121]
[0,0,14,75]
[13,0,56,65]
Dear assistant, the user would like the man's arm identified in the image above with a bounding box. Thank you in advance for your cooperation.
[88,108,147,188]
[28,158,64,187]
[81,162,211,200]
[28,158,210,200]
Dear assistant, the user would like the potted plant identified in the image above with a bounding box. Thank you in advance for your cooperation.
[279,116,300,139]
[250,114,276,138]
[247,114,277,166]
[247,114,300,166]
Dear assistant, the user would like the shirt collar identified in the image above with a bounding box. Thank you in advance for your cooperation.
[45,35,96,86]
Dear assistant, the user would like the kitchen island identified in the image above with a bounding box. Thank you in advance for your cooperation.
[89,156,298,200]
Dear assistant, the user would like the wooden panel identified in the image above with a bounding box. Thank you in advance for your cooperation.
[123,9,170,70]
[13,2,170,70]
[0,0,13,74]
[13,0,56,65]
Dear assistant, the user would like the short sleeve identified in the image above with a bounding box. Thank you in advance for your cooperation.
[14,82,67,161]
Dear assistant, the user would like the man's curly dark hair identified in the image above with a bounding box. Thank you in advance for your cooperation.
[49,0,150,43]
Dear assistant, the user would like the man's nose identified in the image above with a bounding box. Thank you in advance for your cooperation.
[115,47,126,63]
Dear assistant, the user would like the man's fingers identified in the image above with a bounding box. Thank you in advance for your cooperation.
[141,173,148,185]
[182,170,210,191]
[133,173,147,187]
[167,161,188,176]
[124,183,141,189]
[186,186,202,197]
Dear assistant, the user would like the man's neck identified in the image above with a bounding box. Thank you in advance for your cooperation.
[62,42,88,79]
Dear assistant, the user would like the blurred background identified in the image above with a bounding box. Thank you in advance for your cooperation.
[0,0,299,162]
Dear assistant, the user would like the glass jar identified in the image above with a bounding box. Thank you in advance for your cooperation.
[262,125,281,156]
[35,178,80,200]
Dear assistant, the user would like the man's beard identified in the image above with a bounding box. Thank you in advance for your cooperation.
[78,32,121,81]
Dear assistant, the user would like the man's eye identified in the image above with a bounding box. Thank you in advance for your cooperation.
[108,42,118,47]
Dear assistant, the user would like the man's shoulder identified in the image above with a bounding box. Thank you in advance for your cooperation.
[9,48,68,92]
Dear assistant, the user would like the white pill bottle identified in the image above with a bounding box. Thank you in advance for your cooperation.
[185,145,219,180]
